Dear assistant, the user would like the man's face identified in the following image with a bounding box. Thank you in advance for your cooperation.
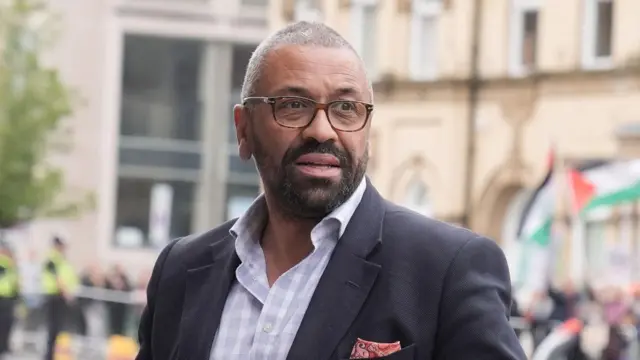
[234,45,371,219]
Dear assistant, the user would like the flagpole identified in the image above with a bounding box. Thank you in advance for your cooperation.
[554,144,583,288]
[554,149,571,287]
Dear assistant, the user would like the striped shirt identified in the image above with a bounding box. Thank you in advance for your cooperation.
[210,179,367,360]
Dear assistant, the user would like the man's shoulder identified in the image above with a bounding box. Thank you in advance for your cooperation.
[161,219,237,271]
[381,201,488,265]
[384,201,478,243]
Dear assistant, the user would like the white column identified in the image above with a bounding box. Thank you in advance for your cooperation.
[193,42,233,232]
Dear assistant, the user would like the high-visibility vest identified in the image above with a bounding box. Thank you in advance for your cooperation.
[0,254,18,298]
[42,250,79,296]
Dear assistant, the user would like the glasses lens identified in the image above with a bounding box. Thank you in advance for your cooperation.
[328,101,368,131]
[274,97,316,127]
[272,97,369,131]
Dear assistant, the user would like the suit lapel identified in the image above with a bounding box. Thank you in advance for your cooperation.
[178,235,239,360]
[287,182,386,360]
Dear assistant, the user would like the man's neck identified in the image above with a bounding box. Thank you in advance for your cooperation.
[260,195,319,286]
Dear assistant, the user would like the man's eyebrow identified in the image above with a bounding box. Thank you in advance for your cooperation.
[333,87,359,97]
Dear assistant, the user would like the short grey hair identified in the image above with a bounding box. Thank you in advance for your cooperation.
[240,21,373,101]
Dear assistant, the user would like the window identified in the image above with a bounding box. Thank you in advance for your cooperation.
[114,178,195,248]
[509,0,539,76]
[121,35,204,141]
[351,0,378,78]
[402,176,433,217]
[582,0,614,69]
[294,0,323,22]
[226,184,261,221]
[410,0,441,80]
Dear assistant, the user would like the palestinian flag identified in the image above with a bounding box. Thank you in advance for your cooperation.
[515,149,556,289]
[568,159,640,215]
[516,149,555,245]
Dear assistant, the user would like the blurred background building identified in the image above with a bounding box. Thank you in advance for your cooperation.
[11,0,640,284]
[270,0,640,285]
[13,0,269,274]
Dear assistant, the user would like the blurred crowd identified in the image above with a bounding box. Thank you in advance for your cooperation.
[515,281,640,360]
[19,262,150,337]
[0,237,150,358]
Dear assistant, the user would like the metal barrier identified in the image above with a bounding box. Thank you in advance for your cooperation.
[531,318,582,360]
[11,287,145,357]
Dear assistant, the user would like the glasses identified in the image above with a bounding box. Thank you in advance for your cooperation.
[243,96,374,132]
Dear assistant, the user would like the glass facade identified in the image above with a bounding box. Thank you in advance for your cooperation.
[115,178,195,248]
[115,35,205,248]
[114,38,263,248]
[120,35,204,141]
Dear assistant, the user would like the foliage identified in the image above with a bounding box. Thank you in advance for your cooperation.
[0,0,93,228]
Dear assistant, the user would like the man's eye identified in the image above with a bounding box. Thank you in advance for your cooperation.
[339,102,356,111]
[280,100,308,109]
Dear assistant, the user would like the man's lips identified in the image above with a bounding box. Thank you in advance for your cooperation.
[294,153,341,167]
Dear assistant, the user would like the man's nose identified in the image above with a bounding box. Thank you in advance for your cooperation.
[301,109,339,143]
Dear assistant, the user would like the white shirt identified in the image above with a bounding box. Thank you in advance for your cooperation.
[210,178,367,360]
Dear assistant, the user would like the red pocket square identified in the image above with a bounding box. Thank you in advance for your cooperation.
[350,338,402,359]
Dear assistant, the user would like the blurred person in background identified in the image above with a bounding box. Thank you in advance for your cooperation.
[601,286,630,360]
[20,249,43,332]
[78,264,106,337]
[0,242,19,358]
[77,265,107,359]
[548,280,581,323]
[630,284,640,341]
[41,236,79,360]
[132,268,151,328]
[527,290,554,350]
[105,264,131,336]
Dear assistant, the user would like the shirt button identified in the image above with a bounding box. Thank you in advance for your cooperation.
[262,324,273,333]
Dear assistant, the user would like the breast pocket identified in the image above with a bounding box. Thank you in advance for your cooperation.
[342,343,416,360]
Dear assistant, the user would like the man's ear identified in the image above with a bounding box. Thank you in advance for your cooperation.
[234,105,253,160]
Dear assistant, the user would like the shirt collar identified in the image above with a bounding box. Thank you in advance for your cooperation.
[230,177,368,259]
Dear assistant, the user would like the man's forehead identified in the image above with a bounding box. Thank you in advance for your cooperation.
[259,44,368,91]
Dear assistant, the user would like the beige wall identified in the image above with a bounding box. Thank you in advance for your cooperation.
[274,0,640,78]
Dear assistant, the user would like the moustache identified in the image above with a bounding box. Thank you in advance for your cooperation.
[282,140,350,168]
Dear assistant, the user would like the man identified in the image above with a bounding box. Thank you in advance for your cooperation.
[106,264,132,336]
[0,243,18,358]
[136,21,525,360]
[42,236,79,360]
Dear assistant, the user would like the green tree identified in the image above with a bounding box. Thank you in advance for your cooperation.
[0,0,92,229]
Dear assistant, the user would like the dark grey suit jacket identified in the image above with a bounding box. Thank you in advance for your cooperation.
[136,183,526,360]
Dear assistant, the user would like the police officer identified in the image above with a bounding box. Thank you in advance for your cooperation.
[0,242,18,357]
[42,236,78,360]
